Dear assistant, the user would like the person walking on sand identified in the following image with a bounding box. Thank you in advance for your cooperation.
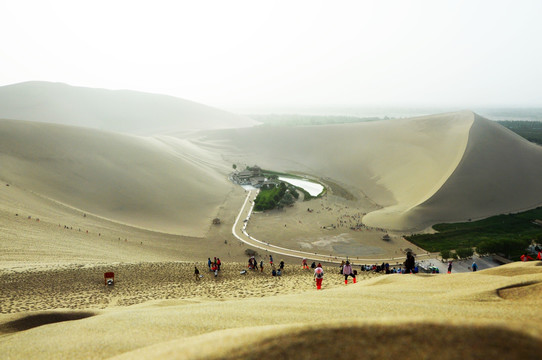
[260,260,264,273]
[302,258,308,269]
[207,258,211,270]
[472,261,478,272]
[447,261,453,274]
[194,266,200,281]
[343,261,356,284]
[314,263,324,290]
[404,251,415,274]
[269,254,274,265]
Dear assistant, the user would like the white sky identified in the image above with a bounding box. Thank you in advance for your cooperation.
[1,0,541,109]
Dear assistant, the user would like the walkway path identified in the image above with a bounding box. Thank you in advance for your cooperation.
[231,190,433,265]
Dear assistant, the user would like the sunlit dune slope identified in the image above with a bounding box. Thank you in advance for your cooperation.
[0,119,232,236]
[2,262,542,360]
[397,113,542,229]
[187,110,542,231]
[0,81,258,134]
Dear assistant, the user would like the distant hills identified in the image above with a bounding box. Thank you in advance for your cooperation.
[1,81,542,234]
[0,81,257,134]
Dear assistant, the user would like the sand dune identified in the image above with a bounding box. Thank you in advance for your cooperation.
[2,261,542,359]
[2,109,540,244]
[0,119,233,236]
[2,105,542,358]
[0,81,258,134]
[188,111,542,231]
[400,113,542,229]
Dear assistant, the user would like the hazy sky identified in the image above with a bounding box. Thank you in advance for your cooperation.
[1,0,541,109]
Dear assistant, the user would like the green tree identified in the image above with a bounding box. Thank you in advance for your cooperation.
[456,247,474,259]
[279,192,295,207]
[440,249,452,261]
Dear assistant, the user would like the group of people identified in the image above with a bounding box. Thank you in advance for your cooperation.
[312,260,358,290]
[248,256,263,272]
[207,257,222,277]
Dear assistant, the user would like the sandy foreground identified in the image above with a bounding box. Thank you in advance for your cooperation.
[1,261,542,359]
[2,108,542,359]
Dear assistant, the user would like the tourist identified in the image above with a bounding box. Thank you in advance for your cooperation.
[194,266,200,281]
[212,262,218,277]
[217,258,221,271]
[302,258,308,269]
[260,260,264,272]
[472,262,478,272]
[521,253,534,262]
[207,258,211,270]
[404,252,415,274]
[311,262,316,269]
[279,260,285,271]
[269,254,274,265]
[314,263,324,290]
[447,261,453,274]
[343,261,356,284]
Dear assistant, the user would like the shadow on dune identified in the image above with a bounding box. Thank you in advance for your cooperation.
[216,324,541,360]
[0,311,95,334]
[498,281,542,300]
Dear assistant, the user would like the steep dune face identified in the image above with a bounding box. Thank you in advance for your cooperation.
[191,110,542,231]
[191,111,474,228]
[0,82,257,134]
[395,114,542,229]
[0,119,232,236]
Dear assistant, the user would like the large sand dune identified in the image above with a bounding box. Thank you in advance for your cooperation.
[189,111,542,230]
[2,109,541,239]
[2,88,542,359]
[0,119,234,236]
[0,81,258,134]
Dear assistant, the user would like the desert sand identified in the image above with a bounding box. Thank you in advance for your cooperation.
[2,83,542,358]
[3,84,542,237]
[2,260,542,359]
[186,110,542,232]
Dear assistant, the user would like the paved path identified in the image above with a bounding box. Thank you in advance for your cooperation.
[231,190,433,265]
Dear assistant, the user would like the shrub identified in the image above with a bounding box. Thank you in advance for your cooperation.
[456,247,474,259]
[440,249,452,261]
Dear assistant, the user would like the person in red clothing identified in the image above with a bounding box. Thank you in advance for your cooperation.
[314,263,324,290]
[537,251,542,261]
[302,258,308,269]
[342,261,356,284]
[521,253,534,262]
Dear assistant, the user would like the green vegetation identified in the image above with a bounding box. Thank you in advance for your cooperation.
[439,249,452,261]
[498,120,542,145]
[254,183,286,211]
[455,247,474,259]
[406,207,542,259]
[254,182,303,211]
